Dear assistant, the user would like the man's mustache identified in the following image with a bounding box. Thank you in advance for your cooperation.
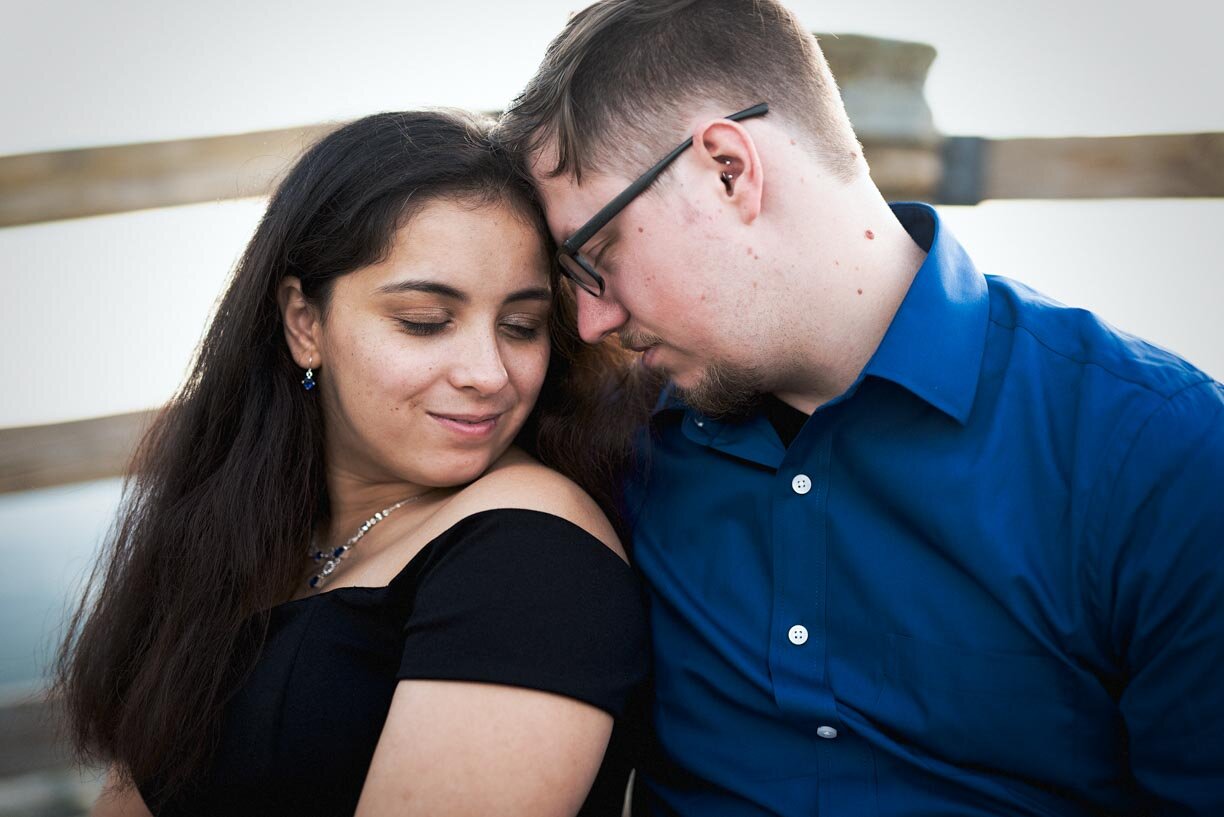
[618,330,664,352]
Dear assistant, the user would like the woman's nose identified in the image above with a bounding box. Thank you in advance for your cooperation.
[449,331,510,394]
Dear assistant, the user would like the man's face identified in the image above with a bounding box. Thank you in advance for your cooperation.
[532,165,768,417]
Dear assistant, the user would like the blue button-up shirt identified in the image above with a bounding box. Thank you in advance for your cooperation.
[627,203,1224,816]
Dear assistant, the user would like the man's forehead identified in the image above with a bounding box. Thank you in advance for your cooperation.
[528,158,627,238]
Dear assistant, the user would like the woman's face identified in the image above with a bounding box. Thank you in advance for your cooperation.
[313,197,552,490]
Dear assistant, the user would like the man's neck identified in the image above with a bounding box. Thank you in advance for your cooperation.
[768,188,927,413]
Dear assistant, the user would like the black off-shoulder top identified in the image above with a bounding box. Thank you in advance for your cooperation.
[141,508,648,816]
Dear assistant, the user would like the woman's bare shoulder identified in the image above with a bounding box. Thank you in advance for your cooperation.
[437,448,625,562]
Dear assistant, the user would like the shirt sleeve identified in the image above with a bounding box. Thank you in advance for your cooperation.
[397,508,648,717]
[1098,380,1224,815]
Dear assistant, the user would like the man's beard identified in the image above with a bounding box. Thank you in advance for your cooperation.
[672,360,765,420]
[619,330,765,419]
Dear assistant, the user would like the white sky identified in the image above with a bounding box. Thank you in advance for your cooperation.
[5,0,1223,154]
[2,0,1223,428]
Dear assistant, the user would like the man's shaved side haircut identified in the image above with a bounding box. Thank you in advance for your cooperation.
[500,0,862,184]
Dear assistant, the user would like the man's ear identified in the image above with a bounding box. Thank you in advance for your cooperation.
[689,117,764,224]
[277,276,323,369]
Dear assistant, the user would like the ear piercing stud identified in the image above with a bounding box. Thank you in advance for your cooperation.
[720,158,735,184]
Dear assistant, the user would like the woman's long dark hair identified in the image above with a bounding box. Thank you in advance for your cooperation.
[53,109,659,801]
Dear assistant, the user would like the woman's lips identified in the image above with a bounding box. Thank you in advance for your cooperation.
[429,412,502,439]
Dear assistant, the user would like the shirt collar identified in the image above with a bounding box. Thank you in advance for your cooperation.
[864,202,989,425]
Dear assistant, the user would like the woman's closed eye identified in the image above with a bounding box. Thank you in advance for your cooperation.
[499,315,545,341]
[397,318,449,336]
[394,314,544,340]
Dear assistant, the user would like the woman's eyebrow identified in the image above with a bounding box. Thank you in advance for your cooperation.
[375,280,550,306]
[503,286,552,304]
[375,279,467,301]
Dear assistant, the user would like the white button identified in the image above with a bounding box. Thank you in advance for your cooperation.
[788,625,808,645]
[791,474,812,495]
[695,419,704,428]
[816,725,838,740]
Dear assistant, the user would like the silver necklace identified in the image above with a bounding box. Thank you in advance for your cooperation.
[308,492,433,590]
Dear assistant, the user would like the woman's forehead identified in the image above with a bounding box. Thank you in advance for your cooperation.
[337,200,551,302]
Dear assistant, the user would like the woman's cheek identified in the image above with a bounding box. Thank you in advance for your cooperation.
[516,341,551,402]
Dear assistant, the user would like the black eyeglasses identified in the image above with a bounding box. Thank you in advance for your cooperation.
[557,102,769,298]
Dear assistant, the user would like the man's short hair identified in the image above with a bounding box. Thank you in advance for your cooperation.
[500,0,862,184]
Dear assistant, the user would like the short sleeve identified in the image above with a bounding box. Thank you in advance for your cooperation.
[397,508,648,717]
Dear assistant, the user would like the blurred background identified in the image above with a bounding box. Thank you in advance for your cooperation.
[2,0,1222,813]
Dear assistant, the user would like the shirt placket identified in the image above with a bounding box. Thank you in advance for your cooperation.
[769,417,838,723]
[773,399,885,812]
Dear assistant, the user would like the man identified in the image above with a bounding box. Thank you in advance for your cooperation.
[500,1,1224,814]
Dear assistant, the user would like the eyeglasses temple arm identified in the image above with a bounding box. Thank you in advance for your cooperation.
[562,103,769,252]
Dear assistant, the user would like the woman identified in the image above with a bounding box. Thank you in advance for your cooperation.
[55,110,655,816]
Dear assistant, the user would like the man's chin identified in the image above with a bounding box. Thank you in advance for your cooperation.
[671,363,764,420]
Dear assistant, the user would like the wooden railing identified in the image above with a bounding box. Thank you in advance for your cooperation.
[0,412,150,494]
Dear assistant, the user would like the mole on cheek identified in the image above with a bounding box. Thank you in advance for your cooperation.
[857,288,863,295]
[865,229,875,240]
[638,226,644,233]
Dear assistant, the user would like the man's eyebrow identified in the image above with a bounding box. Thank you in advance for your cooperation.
[375,279,467,301]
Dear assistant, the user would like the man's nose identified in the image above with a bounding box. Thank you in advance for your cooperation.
[576,289,630,344]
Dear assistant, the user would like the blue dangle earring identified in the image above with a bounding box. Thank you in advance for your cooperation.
[301,356,316,391]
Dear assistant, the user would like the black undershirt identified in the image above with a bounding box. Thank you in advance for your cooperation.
[762,394,811,448]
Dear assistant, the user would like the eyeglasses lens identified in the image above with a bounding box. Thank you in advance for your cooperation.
[558,253,602,297]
